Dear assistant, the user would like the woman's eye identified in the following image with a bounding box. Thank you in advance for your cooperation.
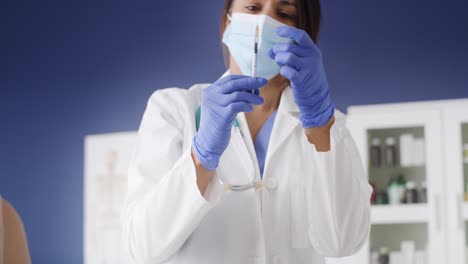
[245,5,260,12]
[279,12,294,19]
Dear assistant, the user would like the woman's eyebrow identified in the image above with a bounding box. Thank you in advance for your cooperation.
[278,0,297,8]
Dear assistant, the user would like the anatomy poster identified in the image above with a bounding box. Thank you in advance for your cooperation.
[84,132,137,264]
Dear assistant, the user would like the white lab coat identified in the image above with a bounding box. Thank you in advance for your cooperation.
[122,80,372,264]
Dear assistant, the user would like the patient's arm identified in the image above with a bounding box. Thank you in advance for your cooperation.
[2,199,31,264]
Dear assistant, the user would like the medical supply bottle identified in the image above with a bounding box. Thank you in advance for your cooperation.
[370,181,377,204]
[387,174,406,204]
[370,138,382,167]
[464,143,468,163]
[404,181,418,204]
[419,181,427,203]
[385,137,398,167]
[465,182,468,202]
[375,190,389,205]
[378,247,389,264]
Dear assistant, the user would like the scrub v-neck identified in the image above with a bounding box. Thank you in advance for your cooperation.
[253,110,278,178]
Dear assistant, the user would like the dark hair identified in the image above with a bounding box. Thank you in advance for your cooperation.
[220,0,322,43]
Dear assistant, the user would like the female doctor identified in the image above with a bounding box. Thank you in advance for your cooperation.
[122,0,372,263]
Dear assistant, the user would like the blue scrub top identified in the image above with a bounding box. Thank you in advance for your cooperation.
[254,110,278,178]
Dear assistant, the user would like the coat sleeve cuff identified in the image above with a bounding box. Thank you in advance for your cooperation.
[181,146,224,206]
[312,110,346,153]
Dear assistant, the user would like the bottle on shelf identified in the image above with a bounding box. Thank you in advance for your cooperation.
[414,251,426,264]
[370,138,382,167]
[375,190,389,205]
[463,181,468,202]
[465,182,468,202]
[389,251,402,264]
[463,143,468,163]
[378,247,390,264]
[399,133,413,167]
[464,182,468,202]
[399,134,426,167]
[385,137,398,167]
[404,181,418,204]
[413,138,426,166]
[387,174,406,205]
[401,240,415,264]
[374,241,425,264]
[370,181,377,204]
[419,181,427,203]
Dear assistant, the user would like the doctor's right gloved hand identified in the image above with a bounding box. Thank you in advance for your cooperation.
[192,75,266,171]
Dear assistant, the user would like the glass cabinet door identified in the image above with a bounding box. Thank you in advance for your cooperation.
[367,127,429,264]
[444,105,468,264]
[346,108,445,264]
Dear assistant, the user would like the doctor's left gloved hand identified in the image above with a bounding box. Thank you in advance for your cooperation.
[193,76,266,171]
[268,26,335,128]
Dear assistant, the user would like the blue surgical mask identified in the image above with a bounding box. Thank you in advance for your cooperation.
[222,13,293,80]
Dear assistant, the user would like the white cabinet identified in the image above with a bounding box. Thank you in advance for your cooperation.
[443,103,468,264]
[336,99,468,264]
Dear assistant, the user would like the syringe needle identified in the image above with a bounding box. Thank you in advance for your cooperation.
[251,25,259,94]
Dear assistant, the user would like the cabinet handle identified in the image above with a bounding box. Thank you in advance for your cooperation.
[457,193,464,231]
[435,194,442,232]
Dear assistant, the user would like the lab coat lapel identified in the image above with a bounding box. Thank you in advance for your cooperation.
[263,87,301,176]
[236,112,262,181]
[218,122,258,185]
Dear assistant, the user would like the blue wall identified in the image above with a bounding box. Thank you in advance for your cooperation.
[2,0,467,263]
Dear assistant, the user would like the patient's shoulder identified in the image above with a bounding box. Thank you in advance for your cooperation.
[2,199,22,230]
[2,198,31,264]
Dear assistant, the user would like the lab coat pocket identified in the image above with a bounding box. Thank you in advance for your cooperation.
[290,185,311,248]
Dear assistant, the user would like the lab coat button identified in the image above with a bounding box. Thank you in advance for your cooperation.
[265,178,278,191]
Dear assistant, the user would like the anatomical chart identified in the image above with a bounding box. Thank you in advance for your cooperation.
[84,132,137,264]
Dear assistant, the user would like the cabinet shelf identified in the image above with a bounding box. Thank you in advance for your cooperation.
[371,204,429,224]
